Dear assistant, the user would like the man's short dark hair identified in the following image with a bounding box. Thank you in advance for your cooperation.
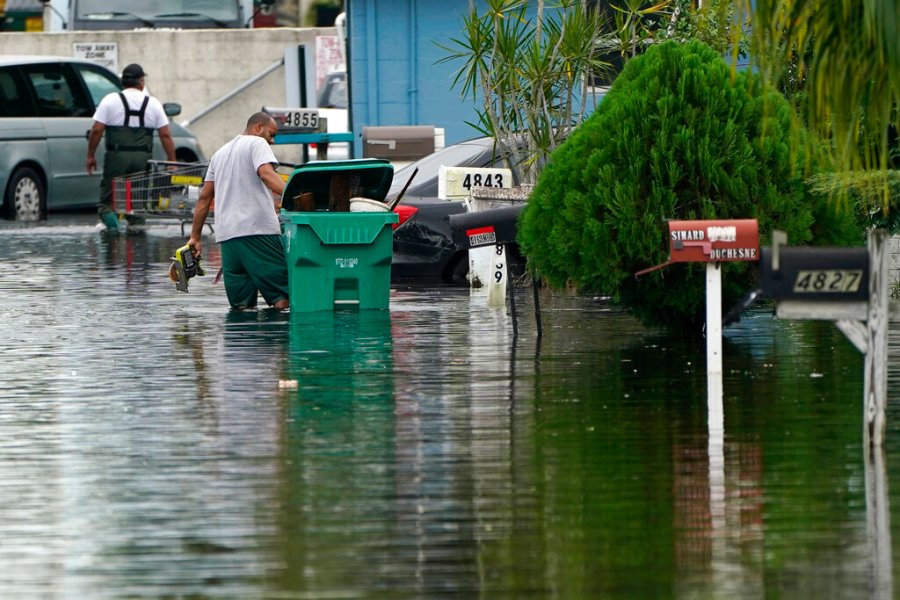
[248,112,276,128]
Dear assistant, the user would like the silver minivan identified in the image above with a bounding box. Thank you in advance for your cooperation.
[0,55,204,221]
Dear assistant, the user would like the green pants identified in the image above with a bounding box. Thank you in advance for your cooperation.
[220,235,289,309]
[99,150,150,216]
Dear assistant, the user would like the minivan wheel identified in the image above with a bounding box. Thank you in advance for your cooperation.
[4,167,45,221]
[175,149,199,163]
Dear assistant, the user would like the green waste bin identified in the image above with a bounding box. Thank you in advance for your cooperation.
[281,159,399,312]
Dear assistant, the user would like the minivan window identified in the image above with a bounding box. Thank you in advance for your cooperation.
[74,64,121,108]
[0,67,35,117]
[20,63,92,117]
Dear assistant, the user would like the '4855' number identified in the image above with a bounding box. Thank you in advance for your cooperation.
[284,110,319,129]
[463,172,504,190]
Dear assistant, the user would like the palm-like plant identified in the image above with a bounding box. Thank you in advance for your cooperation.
[438,0,611,185]
[749,0,900,207]
[441,1,742,186]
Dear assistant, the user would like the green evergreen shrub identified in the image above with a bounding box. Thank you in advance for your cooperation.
[518,40,860,330]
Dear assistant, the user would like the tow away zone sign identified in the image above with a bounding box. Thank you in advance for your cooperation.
[73,42,118,73]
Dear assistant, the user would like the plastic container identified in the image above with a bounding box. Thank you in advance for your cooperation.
[283,212,398,311]
[281,159,398,312]
[349,197,390,212]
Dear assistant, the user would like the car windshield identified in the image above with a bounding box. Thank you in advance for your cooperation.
[317,72,347,109]
[75,0,240,21]
[388,137,500,198]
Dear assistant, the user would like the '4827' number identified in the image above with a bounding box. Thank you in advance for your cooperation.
[792,269,863,293]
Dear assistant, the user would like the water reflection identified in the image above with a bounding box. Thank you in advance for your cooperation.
[866,445,894,600]
[1,219,900,598]
[276,311,401,595]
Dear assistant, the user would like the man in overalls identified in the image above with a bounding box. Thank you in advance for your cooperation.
[86,63,176,230]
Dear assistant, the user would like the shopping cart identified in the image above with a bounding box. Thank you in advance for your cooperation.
[111,160,210,235]
[111,160,297,235]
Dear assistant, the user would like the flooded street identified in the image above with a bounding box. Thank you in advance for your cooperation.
[1,214,898,598]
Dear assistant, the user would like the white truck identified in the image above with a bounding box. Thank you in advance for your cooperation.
[39,0,275,31]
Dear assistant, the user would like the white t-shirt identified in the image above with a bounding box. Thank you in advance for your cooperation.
[205,134,281,243]
[92,87,169,129]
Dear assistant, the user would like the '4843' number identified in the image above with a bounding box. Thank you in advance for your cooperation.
[463,172,504,190]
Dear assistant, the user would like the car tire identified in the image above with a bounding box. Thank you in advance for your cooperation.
[4,167,45,222]
[175,149,199,163]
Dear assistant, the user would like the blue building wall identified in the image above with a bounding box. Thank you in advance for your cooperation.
[344,2,749,157]
[346,0,484,156]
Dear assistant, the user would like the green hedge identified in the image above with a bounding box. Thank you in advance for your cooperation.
[518,40,859,330]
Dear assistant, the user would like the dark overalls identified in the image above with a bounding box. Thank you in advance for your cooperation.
[98,93,154,218]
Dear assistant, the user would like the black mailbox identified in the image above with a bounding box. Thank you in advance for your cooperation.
[449,205,524,249]
[760,246,869,301]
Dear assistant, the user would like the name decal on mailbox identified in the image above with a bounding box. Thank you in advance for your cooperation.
[466,225,497,247]
[668,219,759,263]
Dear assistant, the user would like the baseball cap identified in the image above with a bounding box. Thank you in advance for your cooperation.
[122,64,146,80]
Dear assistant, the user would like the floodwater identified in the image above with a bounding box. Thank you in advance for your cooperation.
[0,214,898,599]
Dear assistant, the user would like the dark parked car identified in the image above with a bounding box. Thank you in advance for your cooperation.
[388,136,526,285]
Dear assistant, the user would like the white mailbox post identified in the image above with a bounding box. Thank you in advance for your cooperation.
[759,229,890,448]
[437,166,515,305]
[467,186,530,308]
[636,219,761,375]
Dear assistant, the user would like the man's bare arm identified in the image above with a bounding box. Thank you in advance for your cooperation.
[188,180,215,257]
[258,162,286,210]
[85,122,106,174]
[158,125,176,162]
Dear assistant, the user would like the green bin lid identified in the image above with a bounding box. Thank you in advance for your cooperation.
[282,158,394,211]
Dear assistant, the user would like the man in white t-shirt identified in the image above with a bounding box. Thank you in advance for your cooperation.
[188,112,289,311]
[85,63,176,230]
